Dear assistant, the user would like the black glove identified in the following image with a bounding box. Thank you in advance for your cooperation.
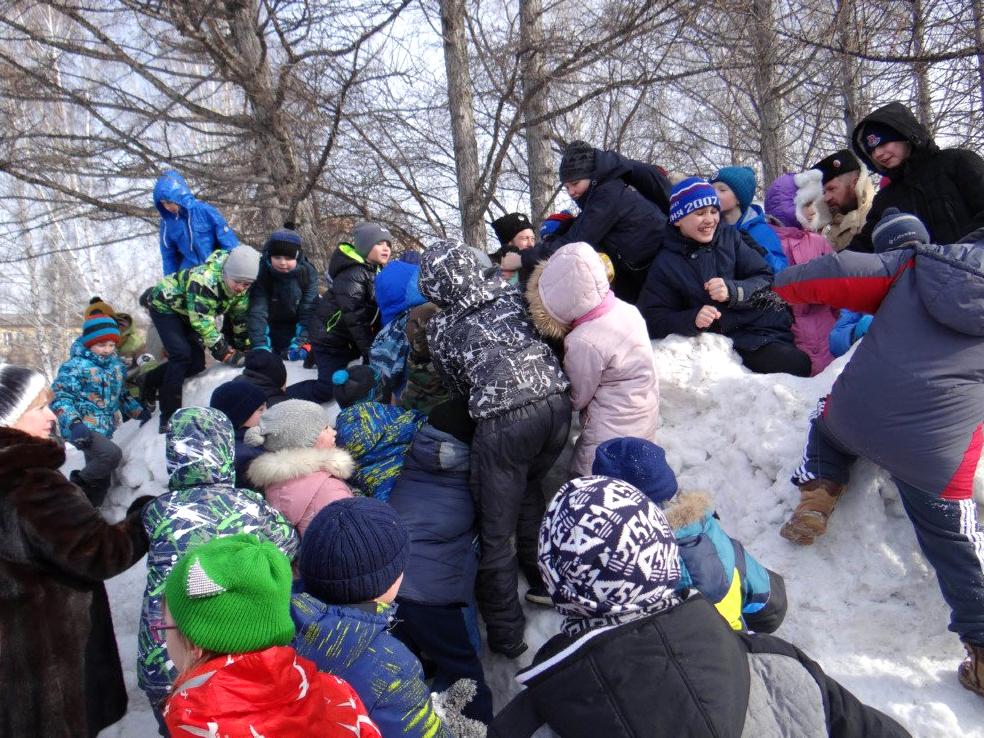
[223,350,247,368]
[125,494,157,519]
[210,339,231,362]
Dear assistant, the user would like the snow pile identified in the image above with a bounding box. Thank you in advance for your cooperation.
[96,337,983,736]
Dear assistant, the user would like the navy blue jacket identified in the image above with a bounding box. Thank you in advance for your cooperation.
[388,424,479,607]
[637,224,793,352]
[247,251,319,349]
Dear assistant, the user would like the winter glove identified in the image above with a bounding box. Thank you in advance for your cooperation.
[224,350,247,368]
[69,421,93,449]
[286,341,309,362]
[136,407,153,427]
[210,339,232,363]
[853,314,874,342]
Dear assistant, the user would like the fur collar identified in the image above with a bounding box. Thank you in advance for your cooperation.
[247,446,354,488]
[525,260,569,341]
[663,490,713,529]
[0,427,65,476]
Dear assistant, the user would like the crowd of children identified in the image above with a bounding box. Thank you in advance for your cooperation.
[1,98,984,737]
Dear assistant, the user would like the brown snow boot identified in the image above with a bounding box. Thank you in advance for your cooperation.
[958,642,984,697]
[779,479,845,545]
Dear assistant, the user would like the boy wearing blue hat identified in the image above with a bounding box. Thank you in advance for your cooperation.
[712,165,787,273]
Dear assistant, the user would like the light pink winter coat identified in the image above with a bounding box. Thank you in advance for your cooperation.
[528,242,660,476]
[246,446,355,536]
[772,225,839,375]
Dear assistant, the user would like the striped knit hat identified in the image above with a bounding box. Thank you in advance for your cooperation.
[82,314,121,348]
[668,178,720,224]
[0,364,48,427]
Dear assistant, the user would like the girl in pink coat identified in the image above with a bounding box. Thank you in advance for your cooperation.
[527,242,660,475]
[245,399,354,536]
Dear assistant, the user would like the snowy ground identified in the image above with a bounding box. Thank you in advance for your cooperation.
[90,337,983,737]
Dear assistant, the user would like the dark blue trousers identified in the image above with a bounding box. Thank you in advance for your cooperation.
[285,344,358,403]
[143,309,206,424]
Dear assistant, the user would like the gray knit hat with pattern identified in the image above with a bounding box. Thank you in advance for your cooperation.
[244,399,330,451]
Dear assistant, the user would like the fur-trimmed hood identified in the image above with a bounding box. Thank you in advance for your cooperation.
[662,489,713,530]
[526,259,568,341]
[526,242,610,341]
[247,446,355,488]
[793,169,833,232]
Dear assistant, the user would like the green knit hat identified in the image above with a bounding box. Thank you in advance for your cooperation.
[164,534,294,654]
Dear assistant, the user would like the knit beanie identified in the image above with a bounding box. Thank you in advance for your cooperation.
[872,208,930,253]
[81,314,121,348]
[164,534,294,654]
[332,366,377,409]
[243,399,330,451]
[84,296,115,320]
[592,437,678,504]
[812,149,861,185]
[209,380,266,429]
[558,140,595,183]
[352,222,393,258]
[222,245,261,282]
[0,364,48,428]
[243,349,287,390]
[264,224,303,260]
[300,497,410,604]
[491,212,534,247]
[428,397,475,444]
[538,475,682,637]
[711,166,757,214]
[668,178,720,225]
[860,122,906,154]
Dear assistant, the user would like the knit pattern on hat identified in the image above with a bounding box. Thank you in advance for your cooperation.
[164,533,295,654]
[0,364,48,428]
[558,140,595,183]
[538,475,683,638]
[711,166,757,214]
[209,379,266,429]
[222,245,261,283]
[592,437,678,504]
[82,314,121,348]
[264,225,304,259]
[668,178,720,224]
[299,497,409,604]
[244,399,329,451]
[84,296,116,320]
[872,208,930,253]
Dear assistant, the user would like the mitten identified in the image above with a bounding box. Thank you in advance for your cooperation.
[69,421,92,449]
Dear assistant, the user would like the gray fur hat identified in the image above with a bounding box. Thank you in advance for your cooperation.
[244,399,330,451]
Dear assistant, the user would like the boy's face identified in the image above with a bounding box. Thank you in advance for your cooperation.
[161,200,180,214]
[712,182,738,212]
[90,340,118,357]
[509,228,536,251]
[223,274,254,294]
[243,403,266,429]
[270,255,297,273]
[367,241,391,266]
[677,206,720,243]
[872,141,911,171]
[564,179,590,200]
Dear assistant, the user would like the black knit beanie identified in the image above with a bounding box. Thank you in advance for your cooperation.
[558,141,595,183]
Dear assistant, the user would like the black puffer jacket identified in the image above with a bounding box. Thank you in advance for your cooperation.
[637,224,793,352]
[490,596,910,738]
[307,243,380,358]
[848,102,984,252]
[419,241,569,420]
[521,149,669,302]
[246,252,319,348]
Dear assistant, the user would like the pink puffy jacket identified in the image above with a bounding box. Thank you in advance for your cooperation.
[528,242,660,475]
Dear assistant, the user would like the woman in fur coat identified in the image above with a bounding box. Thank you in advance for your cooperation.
[0,363,150,738]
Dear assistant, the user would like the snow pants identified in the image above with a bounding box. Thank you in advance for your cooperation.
[737,340,811,377]
[471,392,571,648]
[143,309,207,425]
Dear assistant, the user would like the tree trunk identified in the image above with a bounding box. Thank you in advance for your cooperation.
[439,0,485,249]
[520,0,554,227]
[910,0,933,132]
[751,0,784,187]
[836,0,861,141]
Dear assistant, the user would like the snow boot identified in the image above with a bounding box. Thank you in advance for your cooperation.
[779,479,845,545]
[525,585,553,607]
[959,641,984,697]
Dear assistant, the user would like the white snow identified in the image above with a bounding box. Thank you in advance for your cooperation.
[92,337,983,737]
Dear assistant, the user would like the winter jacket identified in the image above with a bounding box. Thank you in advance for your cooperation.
[489,595,909,738]
[825,169,876,251]
[774,238,984,499]
[154,170,238,276]
[335,401,425,502]
[115,312,146,365]
[165,646,380,738]
[247,251,319,350]
[149,250,251,350]
[521,150,669,302]
[419,241,569,420]
[370,314,412,398]
[829,309,873,357]
[291,593,450,738]
[637,224,794,352]
[663,491,774,631]
[247,446,355,536]
[772,225,839,374]
[0,427,148,738]
[51,338,144,438]
[848,102,984,252]
[137,407,298,704]
[399,304,450,415]
[309,243,380,359]
[738,204,787,273]
[527,243,660,475]
[388,423,479,606]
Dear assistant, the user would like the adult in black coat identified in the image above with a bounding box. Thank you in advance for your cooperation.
[637,177,810,377]
[513,143,670,303]
[847,101,984,252]
[489,475,910,738]
[0,364,150,738]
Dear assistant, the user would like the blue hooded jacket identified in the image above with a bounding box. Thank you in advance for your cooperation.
[154,170,239,275]
[739,204,788,273]
[369,261,428,396]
